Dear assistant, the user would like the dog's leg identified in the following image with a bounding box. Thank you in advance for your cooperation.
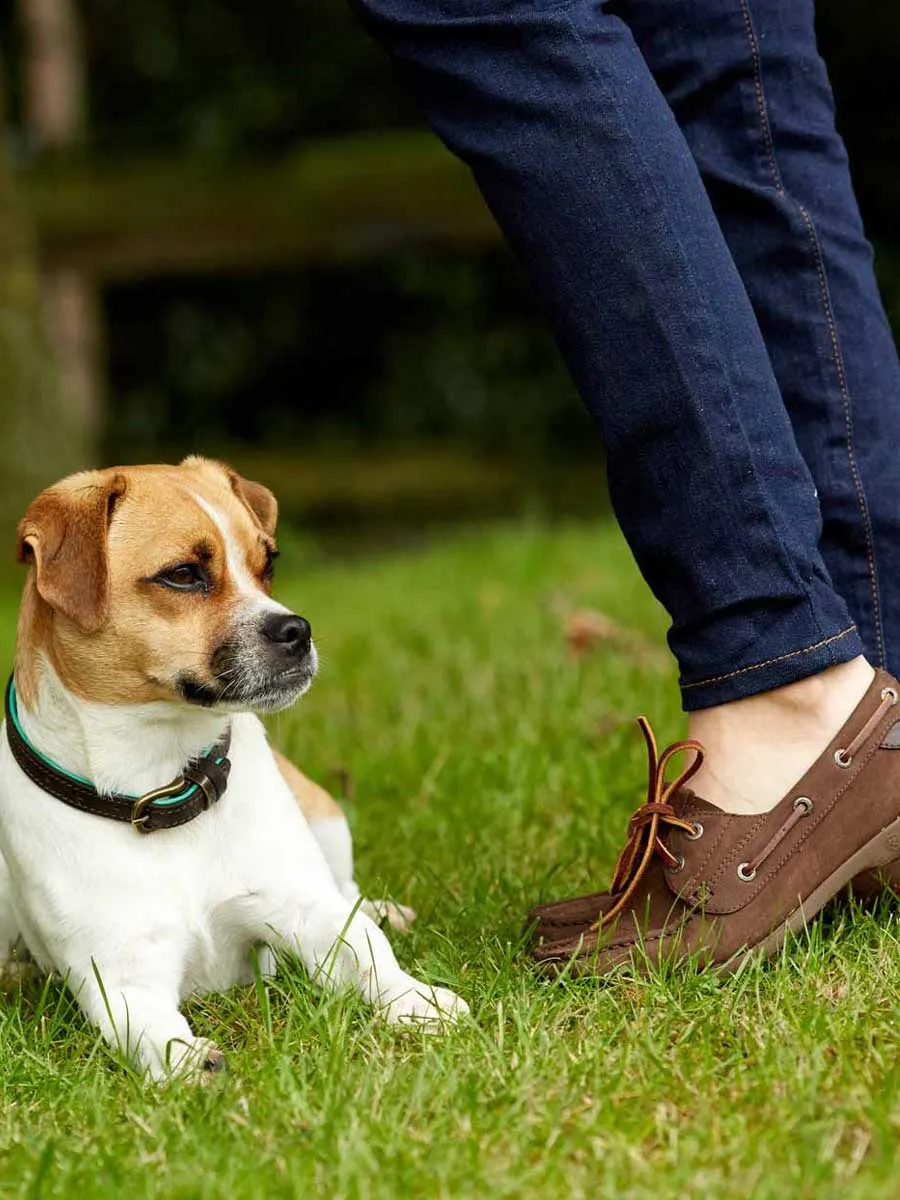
[0,851,21,977]
[264,885,467,1030]
[273,750,416,932]
[68,958,224,1082]
[308,811,418,933]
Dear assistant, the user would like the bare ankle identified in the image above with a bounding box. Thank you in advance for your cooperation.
[687,657,875,814]
[747,657,874,719]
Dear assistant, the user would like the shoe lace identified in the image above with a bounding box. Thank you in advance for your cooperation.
[595,718,704,931]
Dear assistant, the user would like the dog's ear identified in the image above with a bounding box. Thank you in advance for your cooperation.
[16,472,127,633]
[228,471,278,538]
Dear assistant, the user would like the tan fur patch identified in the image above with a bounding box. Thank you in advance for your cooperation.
[274,750,344,823]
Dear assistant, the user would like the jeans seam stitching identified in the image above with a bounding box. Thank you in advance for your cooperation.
[738,0,884,667]
[737,0,784,195]
[796,206,886,668]
[682,624,857,690]
[736,0,835,660]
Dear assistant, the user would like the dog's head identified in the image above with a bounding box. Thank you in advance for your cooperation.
[15,456,316,712]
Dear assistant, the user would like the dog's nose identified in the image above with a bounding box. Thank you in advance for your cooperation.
[261,613,312,657]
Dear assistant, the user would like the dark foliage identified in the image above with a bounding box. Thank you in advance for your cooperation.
[3,1,898,461]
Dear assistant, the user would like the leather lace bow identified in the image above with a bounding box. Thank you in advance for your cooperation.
[594,717,704,930]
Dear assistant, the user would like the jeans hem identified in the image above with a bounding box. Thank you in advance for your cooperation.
[679,624,864,711]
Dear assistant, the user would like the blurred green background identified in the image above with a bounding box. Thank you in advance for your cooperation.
[0,0,897,552]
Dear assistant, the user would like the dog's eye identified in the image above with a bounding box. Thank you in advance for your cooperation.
[157,563,208,592]
[261,549,279,583]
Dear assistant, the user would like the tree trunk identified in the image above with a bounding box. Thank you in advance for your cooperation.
[0,69,88,539]
[18,0,87,145]
[17,0,104,462]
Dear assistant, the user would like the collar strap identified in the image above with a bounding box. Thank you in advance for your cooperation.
[4,676,231,834]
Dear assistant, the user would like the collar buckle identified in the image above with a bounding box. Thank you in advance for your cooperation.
[131,778,190,834]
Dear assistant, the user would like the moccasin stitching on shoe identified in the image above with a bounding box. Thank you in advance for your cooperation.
[524,892,609,940]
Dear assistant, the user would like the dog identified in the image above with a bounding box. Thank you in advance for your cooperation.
[0,456,467,1080]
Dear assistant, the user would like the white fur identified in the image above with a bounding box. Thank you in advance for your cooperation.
[309,815,417,933]
[0,663,467,1080]
[310,814,357,891]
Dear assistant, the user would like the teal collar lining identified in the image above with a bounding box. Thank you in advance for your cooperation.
[6,677,217,805]
[4,675,232,832]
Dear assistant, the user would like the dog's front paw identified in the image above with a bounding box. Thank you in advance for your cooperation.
[0,958,39,989]
[361,897,418,933]
[381,977,470,1031]
[161,1037,227,1084]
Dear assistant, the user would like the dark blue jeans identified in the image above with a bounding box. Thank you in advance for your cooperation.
[352,0,900,710]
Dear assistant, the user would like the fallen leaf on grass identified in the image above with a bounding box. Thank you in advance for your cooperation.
[548,594,668,666]
[817,978,849,1004]
[564,609,629,653]
[592,714,629,740]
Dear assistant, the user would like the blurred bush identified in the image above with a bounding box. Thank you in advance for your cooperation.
[104,253,592,463]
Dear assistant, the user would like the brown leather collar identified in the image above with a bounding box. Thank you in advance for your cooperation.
[4,676,231,834]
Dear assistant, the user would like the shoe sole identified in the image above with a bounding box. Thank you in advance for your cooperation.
[721,814,900,974]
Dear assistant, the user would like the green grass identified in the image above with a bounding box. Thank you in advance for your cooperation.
[2,518,900,1199]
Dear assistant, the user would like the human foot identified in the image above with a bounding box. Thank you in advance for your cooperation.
[528,670,900,970]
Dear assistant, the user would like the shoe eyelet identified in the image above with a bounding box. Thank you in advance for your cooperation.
[737,862,757,883]
[686,822,704,841]
[667,854,686,874]
[834,748,852,769]
[793,796,813,814]
[883,687,899,705]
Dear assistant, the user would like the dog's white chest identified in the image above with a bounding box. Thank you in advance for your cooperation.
[180,901,271,996]
[0,713,317,988]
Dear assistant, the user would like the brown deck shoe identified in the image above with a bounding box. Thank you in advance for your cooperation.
[530,670,900,977]
[525,833,900,942]
[527,851,900,944]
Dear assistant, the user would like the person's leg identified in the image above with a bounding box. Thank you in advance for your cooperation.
[603,0,900,810]
[612,0,900,676]
[351,0,872,812]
